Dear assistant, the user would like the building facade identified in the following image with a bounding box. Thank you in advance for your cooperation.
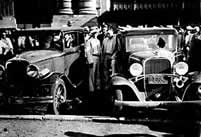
[103,0,201,26]
[0,0,201,28]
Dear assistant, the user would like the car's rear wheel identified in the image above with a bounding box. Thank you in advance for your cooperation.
[51,78,67,115]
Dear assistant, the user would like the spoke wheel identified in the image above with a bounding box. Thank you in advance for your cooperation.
[52,78,67,115]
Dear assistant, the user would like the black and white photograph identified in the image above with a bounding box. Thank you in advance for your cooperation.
[0,0,201,136]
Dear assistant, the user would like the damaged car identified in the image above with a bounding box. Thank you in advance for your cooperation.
[0,27,88,114]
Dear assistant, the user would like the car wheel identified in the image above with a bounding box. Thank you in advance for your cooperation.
[182,83,201,101]
[112,89,123,115]
[184,126,201,137]
[51,78,67,115]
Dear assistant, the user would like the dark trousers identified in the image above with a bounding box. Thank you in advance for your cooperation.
[102,55,112,91]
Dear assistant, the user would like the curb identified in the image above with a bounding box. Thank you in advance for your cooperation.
[0,115,200,126]
[0,115,118,122]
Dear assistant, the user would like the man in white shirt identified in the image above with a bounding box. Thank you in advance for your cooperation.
[0,31,14,55]
[85,27,102,92]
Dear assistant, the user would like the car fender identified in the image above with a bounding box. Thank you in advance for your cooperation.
[192,72,201,84]
[41,72,61,83]
[111,75,146,101]
[182,72,201,100]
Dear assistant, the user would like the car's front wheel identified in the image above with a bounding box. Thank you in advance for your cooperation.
[51,78,67,115]
[112,88,123,115]
[182,83,201,101]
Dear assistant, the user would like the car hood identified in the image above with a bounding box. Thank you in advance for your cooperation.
[14,50,62,63]
[130,50,156,60]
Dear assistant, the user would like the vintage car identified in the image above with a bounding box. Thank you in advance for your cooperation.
[0,27,88,114]
[110,27,201,113]
[109,27,201,136]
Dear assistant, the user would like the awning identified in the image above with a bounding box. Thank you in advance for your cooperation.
[0,16,17,29]
[52,15,98,28]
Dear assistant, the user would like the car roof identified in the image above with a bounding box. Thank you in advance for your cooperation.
[18,26,83,32]
[119,27,178,36]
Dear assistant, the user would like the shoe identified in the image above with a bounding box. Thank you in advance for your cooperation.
[73,97,82,105]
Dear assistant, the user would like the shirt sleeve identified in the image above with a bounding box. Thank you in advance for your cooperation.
[6,38,13,49]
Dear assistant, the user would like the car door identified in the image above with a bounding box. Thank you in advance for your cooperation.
[63,30,87,86]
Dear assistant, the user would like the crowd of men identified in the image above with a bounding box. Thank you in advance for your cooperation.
[84,24,121,93]
[83,24,201,93]
[183,25,201,72]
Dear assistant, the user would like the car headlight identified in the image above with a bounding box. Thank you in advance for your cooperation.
[129,63,143,76]
[174,62,188,75]
[198,85,201,95]
[26,64,39,78]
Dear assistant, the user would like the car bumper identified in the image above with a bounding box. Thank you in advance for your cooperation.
[114,100,201,108]
[114,100,201,120]
[115,100,201,135]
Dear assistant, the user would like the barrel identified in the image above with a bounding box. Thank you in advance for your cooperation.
[78,0,97,14]
[58,0,73,14]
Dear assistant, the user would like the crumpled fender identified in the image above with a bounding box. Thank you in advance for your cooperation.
[111,75,145,101]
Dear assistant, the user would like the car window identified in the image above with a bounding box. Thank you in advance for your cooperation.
[64,32,77,48]
[15,31,62,53]
[126,34,177,52]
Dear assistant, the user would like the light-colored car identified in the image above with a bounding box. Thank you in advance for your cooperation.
[0,27,88,114]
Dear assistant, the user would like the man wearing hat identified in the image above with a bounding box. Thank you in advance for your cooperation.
[102,26,120,91]
[85,26,102,92]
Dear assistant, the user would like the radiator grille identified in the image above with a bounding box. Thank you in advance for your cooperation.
[6,60,29,83]
[144,58,172,100]
[145,58,171,74]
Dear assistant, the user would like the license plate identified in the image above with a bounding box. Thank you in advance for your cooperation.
[148,75,168,84]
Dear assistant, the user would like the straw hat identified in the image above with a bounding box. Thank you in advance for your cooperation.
[90,26,99,35]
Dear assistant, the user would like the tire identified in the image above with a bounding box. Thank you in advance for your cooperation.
[183,126,201,137]
[112,89,123,114]
[196,127,201,137]
[51,78,67,115]
[182,83,200,101]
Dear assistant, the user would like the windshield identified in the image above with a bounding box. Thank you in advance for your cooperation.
[126,34,177,52]
[15,31,63,53]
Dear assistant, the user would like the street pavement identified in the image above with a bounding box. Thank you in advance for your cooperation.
[0,116,186,137]
[0,93,200,137]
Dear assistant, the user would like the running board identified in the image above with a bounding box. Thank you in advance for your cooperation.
[9,96,72,104]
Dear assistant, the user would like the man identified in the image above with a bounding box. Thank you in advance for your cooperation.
[83,26,90,42]
[0,31,14,64]
[97,23,108,46]
[0,31,13,55]
[188,26,201,71]
[85,27,102,92]
[102,27,120,90]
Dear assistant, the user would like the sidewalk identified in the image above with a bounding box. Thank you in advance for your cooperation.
[0,115,118,121]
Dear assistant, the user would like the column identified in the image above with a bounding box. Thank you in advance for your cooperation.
[58,0,73,14]
[78,0,97,14]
